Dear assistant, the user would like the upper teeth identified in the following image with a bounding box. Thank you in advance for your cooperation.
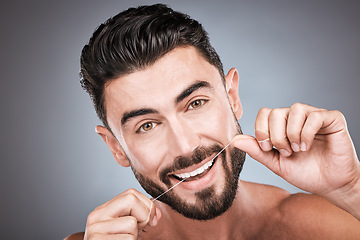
[174,158,215,179]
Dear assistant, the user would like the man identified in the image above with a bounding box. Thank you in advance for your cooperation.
[66,4,360,239]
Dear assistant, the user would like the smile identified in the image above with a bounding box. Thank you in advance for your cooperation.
[172,156,217,182]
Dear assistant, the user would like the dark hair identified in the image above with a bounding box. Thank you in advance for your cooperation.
[80,4,224,130]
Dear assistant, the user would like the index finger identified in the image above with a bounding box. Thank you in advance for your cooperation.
[255,107,273,151]
[90,188,155,225]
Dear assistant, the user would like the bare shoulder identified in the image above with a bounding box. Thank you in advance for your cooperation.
[64,232,84,240]
[278,192,360,239]
[280,192,358,221]
[242,181,360,239]
[242,181,291,207]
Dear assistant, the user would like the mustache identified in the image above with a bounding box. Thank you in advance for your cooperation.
[159,144,224,184]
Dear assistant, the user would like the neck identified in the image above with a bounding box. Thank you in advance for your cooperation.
[154,181,253,240]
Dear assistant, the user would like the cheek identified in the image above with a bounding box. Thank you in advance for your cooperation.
[126,141,166,176]
[199,101,236,140]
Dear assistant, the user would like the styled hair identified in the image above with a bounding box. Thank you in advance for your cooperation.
[80,4,224,130]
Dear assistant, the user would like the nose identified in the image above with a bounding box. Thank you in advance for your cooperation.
[166,117,200,157]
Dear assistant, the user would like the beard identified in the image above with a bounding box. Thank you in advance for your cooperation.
[131,123,246,221]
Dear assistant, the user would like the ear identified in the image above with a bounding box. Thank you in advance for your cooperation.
[95,125,131,167]
[224,68,243,120]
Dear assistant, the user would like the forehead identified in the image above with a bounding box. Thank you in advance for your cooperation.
[103,46,223,128]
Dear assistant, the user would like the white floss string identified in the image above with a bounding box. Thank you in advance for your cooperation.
[152,177,187,202]
[152,138,234,202]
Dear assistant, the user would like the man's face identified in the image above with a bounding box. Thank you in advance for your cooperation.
[102,46,245,220]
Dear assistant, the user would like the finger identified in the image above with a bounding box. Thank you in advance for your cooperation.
[152,205,162,226]
[88,189,152,225]
[127,190,158,226]
[287,103,307,152]
[231,135,281,176]
[255,107,273,151]
[141,204,162,234]
[113,189,158,227]
[287,103,326,152]
[268,108,292,157]
[87,216,138,238]
[300,110,331,151]
[89,233,137,240]
[139,200,157,228]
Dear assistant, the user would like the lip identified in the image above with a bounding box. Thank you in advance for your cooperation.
[168,154,221,192]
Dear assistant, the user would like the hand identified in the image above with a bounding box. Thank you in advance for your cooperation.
[84,188,160,240]
[232,103,360,210]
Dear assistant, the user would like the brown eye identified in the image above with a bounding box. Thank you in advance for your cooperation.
[138,121,160,133]
[189,99,206,109]
[140,122,154,132]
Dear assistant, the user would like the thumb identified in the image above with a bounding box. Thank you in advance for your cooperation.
[147,201,162,227]
[231,135,280,175]
[142,203,162,233]
[149,205,161,227]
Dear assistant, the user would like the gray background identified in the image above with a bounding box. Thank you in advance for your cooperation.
[1,0,359,239]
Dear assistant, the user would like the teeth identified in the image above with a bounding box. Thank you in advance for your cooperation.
[174,158,215,180]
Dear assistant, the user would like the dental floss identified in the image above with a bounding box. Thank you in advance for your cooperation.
[152,139,234,202]
[152,178,187,202]
[146,200,154,224]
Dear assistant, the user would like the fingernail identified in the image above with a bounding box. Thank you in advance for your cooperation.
[259,139,272,151]
[151,215,158,226]
[279,149,291,157]
[145,201,153,224]
[291,143,300,152]
[301,142,307,151]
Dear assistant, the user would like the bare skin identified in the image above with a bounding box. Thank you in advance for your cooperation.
[65,46,360,240]
[140,182,360,240]
[66,182,360,239]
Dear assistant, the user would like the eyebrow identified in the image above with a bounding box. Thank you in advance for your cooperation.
[175,81,211,104]
[120,81,212,126]
[121,108,158,126]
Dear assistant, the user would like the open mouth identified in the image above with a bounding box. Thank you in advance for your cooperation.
[171,156,218,182]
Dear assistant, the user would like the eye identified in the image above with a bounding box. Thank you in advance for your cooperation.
[188,99,207,110]
[137,122,157,133]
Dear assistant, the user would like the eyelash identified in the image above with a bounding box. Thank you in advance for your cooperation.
[135,99,209,134]
[187,99,208,110]
[136,121,158,133]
